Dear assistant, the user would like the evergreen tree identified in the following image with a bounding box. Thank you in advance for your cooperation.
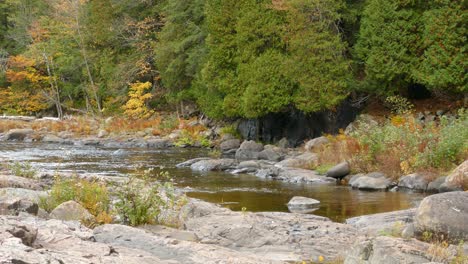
[415,0,467,92]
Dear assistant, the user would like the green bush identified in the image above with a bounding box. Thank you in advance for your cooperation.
[8,162,36,178]
[39,175,110,218]
[114,170,184,226]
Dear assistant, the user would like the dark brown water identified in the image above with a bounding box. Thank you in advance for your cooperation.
[0,142,426,222]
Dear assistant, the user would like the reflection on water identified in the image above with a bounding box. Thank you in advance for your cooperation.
[0,142,426,222]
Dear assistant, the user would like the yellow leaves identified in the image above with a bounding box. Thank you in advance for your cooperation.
[0,87,48,114]
[122,81,154,119]
[8,55,35,68]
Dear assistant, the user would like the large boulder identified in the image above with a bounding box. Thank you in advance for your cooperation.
[190,159,237,171]
[398,173,430,191]
[235,140,264,161]
[427,177,447,192]
[287,196,320,214]
[443,160,467,190]
[258,148,283,162]
[4,128,34,141]
[414,191,468,241]
[50,201,93,221]
[349,173,391,191]
[304,136,329,152]
[326,162,350,179]
[220,139,241,151]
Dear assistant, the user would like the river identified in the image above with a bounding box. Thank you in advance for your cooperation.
[0,142,426,222]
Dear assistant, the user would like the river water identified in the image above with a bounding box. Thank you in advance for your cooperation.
[0,142,426,222]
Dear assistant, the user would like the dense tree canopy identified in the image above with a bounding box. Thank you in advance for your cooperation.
[0,0,465,118]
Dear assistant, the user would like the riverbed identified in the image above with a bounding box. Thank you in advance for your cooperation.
[0,142,426,222]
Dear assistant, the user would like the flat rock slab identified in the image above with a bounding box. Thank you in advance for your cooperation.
[346,209,416,235]
[0,175,44,190]
[190,159,237,171]
[94,224,279,264]
[277,168,336,184]
[344,236,459,264]
[183,210,360,262]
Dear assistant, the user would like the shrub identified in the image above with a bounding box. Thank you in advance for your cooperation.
[114,169,185,226]
[39,175,111,220]
[122,81,154,119]
[8,162,36,178]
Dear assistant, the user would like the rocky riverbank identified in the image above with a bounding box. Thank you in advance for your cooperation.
[0,159,468,263]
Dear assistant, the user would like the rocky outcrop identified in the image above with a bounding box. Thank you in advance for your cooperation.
[414,191,468,241]
[344,236,456,264]
[237,101,360,147]
[349,173,392,191]
[287,196,320,213]
[50,201,94,221]
[3,128,34,141]
[346,209,416,236]
[181,204,360,262]
[398,174,430,191]
[304,136,329,152]
[0,175,44,190]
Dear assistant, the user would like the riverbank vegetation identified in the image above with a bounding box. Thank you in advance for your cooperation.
[317,108,468,180]
[0,0,465,119]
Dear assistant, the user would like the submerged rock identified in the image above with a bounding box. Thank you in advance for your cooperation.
[287,196,320,214]
[190,159,237,171]
[414,191,468,241]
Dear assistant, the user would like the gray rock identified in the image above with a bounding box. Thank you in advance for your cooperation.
[287,196,320,214]
[0,215,169,263]
[190,159,237,171]
[398,173,430,191]
[0,198,38,216]
[238,160,261,169]
[275,152,318,169]
[42,134,63,143]
[277,168,336,184]
[258,148,283,162]
[346,209,416,236]
[344,236,435,264]
[50,201,93,221]
[414,191,468,240]
[239,140,264,152]
[401,223,415,239]
[439,182,463,193]
[255,166,281,178]
[277,137,289,149]
[444,160,467,190]
[0,175,43,190]
[235,140,264,161]
[183,209,359,262]
[304,136,329,152]
[94,224,274,263]
[4,128,34,141]
[349,172,391,190]
[326,162,350,179]
[220,139,241,151]
[427,177,447,192]
[147,138,173,148]
[97,129,109,138]
[0,188,47,203]
[176,158,211,168]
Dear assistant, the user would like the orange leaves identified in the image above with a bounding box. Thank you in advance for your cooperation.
[5,55,48,84]
[8,55,35,68]
[0,87,48,114]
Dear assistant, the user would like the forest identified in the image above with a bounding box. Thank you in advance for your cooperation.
[0,0,466,119]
